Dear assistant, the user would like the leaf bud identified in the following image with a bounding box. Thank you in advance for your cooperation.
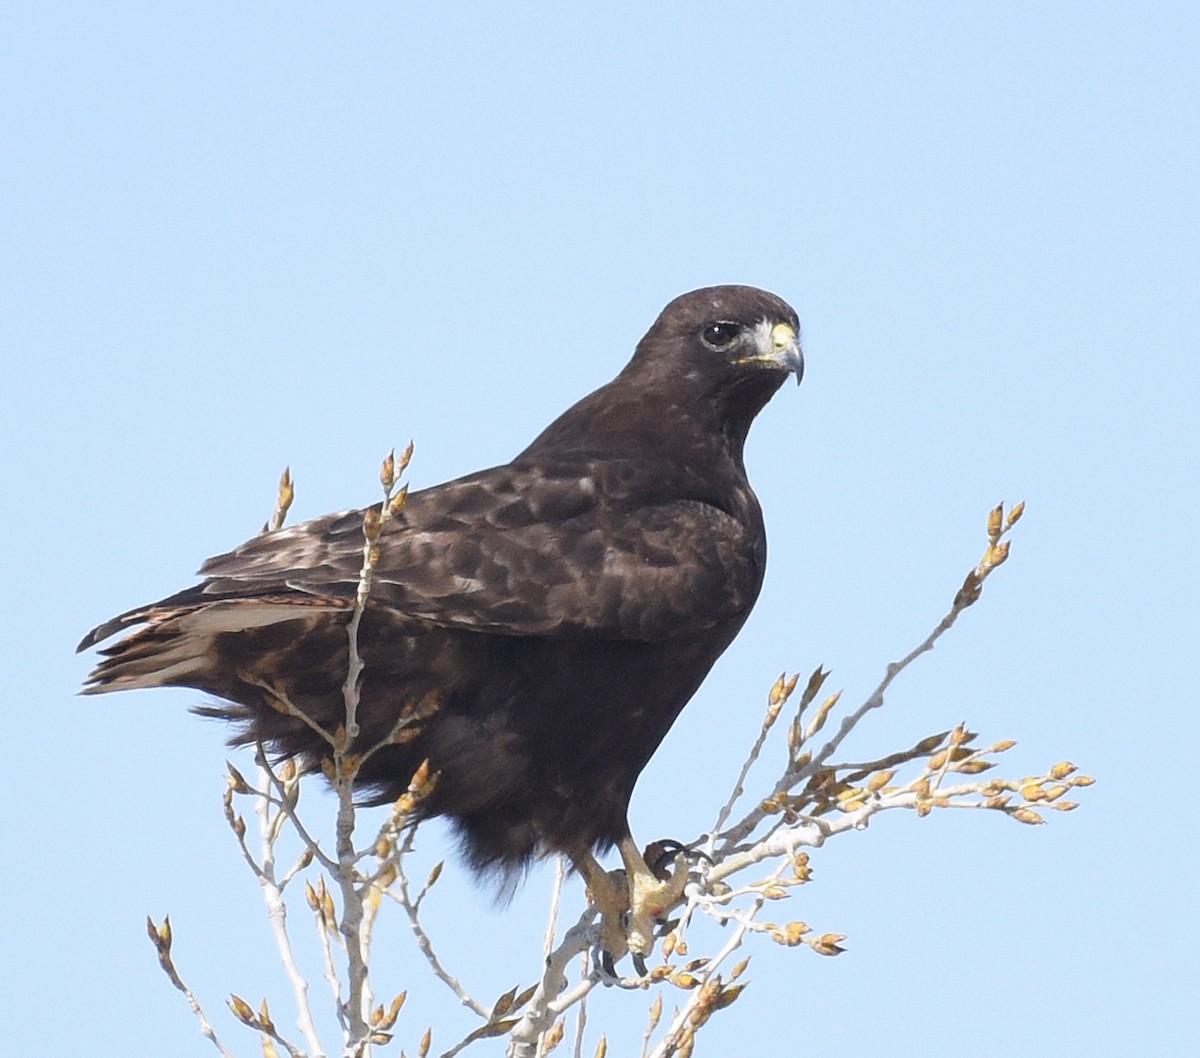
[768,672,788,708]
[917,731,950,754]
[987,503,1004,542]
[805,690,842,738]
[543,1019,565,1052]
[380,449,396,491]
[791,853,812,882]
[809,933,846,956]
[398,440,415,474]
[392,991,409,1017]
[363,507,382,542]
[228,994,256,1025]
[715,983,746,1009]
[955,570,983,608]
[389,484,409,518]
[490,985,518,1019]
[648,993,663,1031]
[867,769,895,793]
[955,760,994,774]
[950,724,975,746]
[784,921,810,945]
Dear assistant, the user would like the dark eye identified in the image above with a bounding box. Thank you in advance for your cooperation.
[701,321,743,349]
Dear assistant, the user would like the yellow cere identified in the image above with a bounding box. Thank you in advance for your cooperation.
[771,322,796,349]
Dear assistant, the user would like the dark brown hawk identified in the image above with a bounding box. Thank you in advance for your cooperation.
[79,284,803,971]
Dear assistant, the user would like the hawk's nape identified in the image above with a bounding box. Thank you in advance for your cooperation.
[79,284,804,970]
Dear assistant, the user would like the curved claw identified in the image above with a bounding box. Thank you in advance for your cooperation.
[645,837,714,874]
[600,949,619,979]
[591,834,690,965]
[573,836,692,983]
[598,949,647,989]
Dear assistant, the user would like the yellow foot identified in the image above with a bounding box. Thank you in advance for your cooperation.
[585,865,631,965]
[571,837,693,978]
[620,836,689,968]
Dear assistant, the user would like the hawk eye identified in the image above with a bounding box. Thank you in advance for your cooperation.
[701,322,743,349]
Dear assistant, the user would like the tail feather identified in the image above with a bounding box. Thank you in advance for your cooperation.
[80,597,349,695]
[77,604,159,654]
[79,592,444,811]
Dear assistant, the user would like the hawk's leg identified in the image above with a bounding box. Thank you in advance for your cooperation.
[571,836,690,978]
[615,833,689,973]
[570,848,631,972]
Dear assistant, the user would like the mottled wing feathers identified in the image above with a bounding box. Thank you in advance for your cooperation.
[84,457,763,653]
[219,459,762,641]
[374,493,759,641]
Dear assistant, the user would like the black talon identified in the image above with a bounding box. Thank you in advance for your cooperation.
[632,952,649,977]
[664,838,714,866]
[600,950,618,979]
[644,837,713,879]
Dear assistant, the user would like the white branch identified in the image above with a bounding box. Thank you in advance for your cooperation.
[172,495,1066,1058]
[391,835,488,1019]
[255,762,326,1058]
[507,912,599,1056]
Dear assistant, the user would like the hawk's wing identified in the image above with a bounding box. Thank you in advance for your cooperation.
[84,457,764,650]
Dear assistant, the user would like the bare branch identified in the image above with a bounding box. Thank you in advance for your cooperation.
[715,504,1028,853]
[507,910,600,1056]
[145,916,238,1058]
[254,759,326,1057]
[155,492,1089,1058]
[391,830,488,1019]
[706,672,798,855]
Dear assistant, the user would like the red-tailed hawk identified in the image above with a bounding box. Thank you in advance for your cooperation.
[80,284,804,973]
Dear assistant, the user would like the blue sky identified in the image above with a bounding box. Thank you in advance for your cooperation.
[2,3,1196,1055]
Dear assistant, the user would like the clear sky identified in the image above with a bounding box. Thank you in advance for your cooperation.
[3,3,1196,1055]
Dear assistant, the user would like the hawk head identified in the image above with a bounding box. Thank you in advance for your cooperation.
[626,285,803,438]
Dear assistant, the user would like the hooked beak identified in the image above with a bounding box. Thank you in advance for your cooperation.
[737,320,804,384]
[770,321,804,385]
